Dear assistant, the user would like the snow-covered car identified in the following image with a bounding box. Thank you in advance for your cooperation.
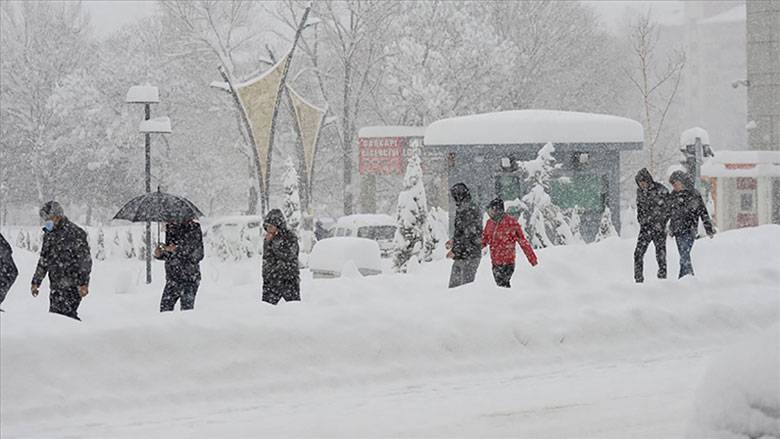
[330,214,396,257]
[308,237,382,278]
[203,215,264,259]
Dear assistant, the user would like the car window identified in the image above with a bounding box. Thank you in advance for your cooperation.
[358,226,396,240]
[345,228,353,236]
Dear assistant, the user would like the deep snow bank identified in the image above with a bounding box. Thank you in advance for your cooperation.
[1,226,779,425]
[688,325,780,439]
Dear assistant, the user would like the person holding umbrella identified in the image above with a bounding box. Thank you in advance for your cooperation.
[114,188,205,311]
[154,219,204,312]
[31,201,92,320]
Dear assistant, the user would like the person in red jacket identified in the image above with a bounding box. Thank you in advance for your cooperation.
[481,198,538,287]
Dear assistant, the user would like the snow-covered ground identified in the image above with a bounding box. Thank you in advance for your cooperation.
[1,226,779,438]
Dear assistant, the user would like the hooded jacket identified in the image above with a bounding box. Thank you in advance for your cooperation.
[481,212,537,266]
[0,232,18,302]
[635,168,670,233]
[32,217,92,289]
[262,209,300,294]
[155,220,204,282]
[450,183,483,260]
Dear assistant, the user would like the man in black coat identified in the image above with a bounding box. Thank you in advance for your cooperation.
[446,183,483,288]
[154,219,204,311]
[0,232,19,310]
[634,168,670,282]
[31,201,92,320]
[262,209,300,304]
[668,171,715,278]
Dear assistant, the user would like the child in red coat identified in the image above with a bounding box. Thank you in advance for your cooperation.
[481,198,538,287]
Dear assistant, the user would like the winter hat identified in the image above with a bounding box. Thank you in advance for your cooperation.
[39,200,64,220]
[263,209,287,231]
[450,183,471,204]
[487,197,505,212]
[635,168,654,186]
[669,170,692,188]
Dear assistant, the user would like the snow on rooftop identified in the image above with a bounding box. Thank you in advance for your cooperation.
[424,110,643,146]
[680,127,710,147]
[358,126,426,139]
[699,5,745,24]
[125,85,160,104]
[701,150,780,178]
[139,117,172,134]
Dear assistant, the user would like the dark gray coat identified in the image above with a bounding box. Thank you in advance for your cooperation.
[450,183,483,260]
[635,168,670,234]
[262,209,300,302]
[0,232,18,303]
[669,189,715,237]
[155,221,204,283]
[32,218,92,289]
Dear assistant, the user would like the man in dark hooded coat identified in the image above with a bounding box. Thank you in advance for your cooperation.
[634,168,670,282]
[0,232,18,310]
[262,209,300,304]
[154,219,204,311]
[668,171,715,278]
[446,183,482,288]
[31,201,92,320]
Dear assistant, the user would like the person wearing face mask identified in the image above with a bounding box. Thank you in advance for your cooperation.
[481,198,538,288]
[31,201,92,320]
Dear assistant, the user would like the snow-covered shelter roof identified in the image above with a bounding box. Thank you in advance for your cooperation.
[424,110,643,148]
[139,117,172,134]
[126,85,160,104]
[680,127,710,147]
[358,126,426,138]
[701,150,780,178]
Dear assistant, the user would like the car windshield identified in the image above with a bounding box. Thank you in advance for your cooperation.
[357,225,395,240]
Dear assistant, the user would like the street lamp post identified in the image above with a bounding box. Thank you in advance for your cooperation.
[126,85,171,284]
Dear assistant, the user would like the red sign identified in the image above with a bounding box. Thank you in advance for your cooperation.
[358,137,403,175]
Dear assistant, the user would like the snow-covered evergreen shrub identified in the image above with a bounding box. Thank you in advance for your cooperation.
[95,226,106,261]
[595,206,618,241]
[393,151,434,272]
[566,206,585,244]
[516,143,573,248]
[124,230,136,259]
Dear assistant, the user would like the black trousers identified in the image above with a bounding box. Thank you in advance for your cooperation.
[262,284,300,305]
[50,286,82,320]
[161,278,199,312]
[492,264,515,288]
[634,228,667,282]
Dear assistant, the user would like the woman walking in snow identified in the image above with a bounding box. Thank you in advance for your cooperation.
[481,198,538,287]
[667,171,715,278]
[262,209,300,304]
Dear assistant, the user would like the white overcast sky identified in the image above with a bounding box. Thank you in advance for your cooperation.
[83,1,680,39]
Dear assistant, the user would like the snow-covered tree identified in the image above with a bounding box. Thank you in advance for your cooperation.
[95,226,106,261]
[595,206,618,242]
[567,206,585,244]
[282,156,302,236]
[393,152,434,272]
[517,143,573,248]
[124,230,136,259]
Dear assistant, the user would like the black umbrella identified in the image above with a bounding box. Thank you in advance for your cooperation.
[113,188,204,242]
[114,188,204,223]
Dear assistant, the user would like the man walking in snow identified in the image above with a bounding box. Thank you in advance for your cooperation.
[262,209,300,304]
[0,232,19,310]
[634,168,670,283]
[481,198,537,288]
[31,201,92,320]
[447,183,482,288]
[668,171,715,278]
[154,219,204,312]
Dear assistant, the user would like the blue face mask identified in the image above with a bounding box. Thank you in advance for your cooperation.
[43,220,55,232]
